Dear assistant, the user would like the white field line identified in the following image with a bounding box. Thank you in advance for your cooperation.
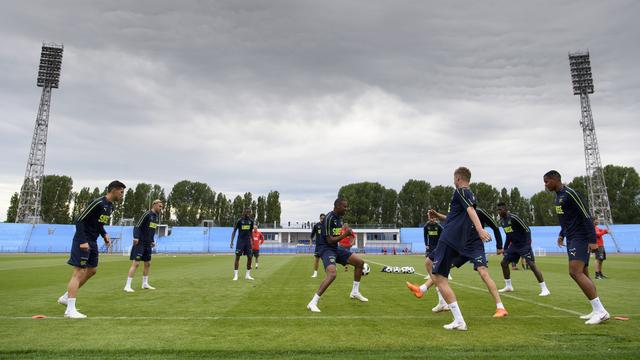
[4,314,634,321]
[365,260,584,316]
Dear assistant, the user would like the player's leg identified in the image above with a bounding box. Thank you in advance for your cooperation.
[311,254,320,278]
[124,260,140,292]
[407,256,433,298]
[245,251,255,280]
[499,252,517,292]
[431,245,466,330]
[524,254,549,296]
[254,250,259,269]
[141,259,155,289]
[475,265,508,317]
[346,253,367,301]
[233,252,241,280]
[568,246,609,324]
[426,256,448,311]
[307,252,337,312]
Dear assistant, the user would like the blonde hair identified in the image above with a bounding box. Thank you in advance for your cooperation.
[151,199,163,207]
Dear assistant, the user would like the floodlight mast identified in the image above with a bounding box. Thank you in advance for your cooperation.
[16,43,63,224]
[568,51,619,252]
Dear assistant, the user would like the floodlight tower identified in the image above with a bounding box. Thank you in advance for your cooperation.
[15,43,64,224]
[568,51,619,252]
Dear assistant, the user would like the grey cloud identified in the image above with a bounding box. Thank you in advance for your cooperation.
[0,1,638,221]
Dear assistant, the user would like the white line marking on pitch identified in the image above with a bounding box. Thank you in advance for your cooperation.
[366,259,583,316]
[2,314,621,321]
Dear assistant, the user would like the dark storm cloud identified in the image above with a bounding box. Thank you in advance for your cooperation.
[1,1,638,221]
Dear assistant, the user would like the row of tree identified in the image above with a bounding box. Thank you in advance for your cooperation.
[5,164,639,227]
[5,178,282,227]
[337,164,640,227]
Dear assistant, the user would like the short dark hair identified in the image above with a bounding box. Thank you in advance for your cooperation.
[320,213,326,217]
[544,170,561,180]
[107,180,126,192]
[497,202,507,208]
[334,198,347,207]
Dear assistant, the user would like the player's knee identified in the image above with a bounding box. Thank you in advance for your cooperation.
[500,259,509,267]
[87,268,97,277]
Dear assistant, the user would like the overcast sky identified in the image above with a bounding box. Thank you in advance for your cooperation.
[1,1,638,223]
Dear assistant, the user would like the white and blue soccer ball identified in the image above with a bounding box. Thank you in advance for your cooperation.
[393,266,401,273]
[362,262,371,275]
[408,266,415,274]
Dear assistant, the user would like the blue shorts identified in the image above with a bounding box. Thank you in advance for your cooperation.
[502,245,535,264]
[430,242,461,278]
[67,240,99,268]
[451,250,488,271]
[319,247,352,268]
[567,238,590,265]
[235,239,253,257]
[130,244,152,261]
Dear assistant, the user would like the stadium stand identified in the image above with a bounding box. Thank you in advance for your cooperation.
[0,223,638,254]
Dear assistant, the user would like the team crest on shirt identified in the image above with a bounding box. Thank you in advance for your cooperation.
[329,256,336,263]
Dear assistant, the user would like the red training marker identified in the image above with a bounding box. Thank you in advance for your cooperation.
[31,315,48,319]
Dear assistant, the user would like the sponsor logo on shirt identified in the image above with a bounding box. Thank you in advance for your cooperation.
[99,215,110,224]
[555,206,564,215]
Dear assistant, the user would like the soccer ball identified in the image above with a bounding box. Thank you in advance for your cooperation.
[400,266,408,273]
[362,263,371,275]
[393,266,401,273]
[408,267,415,274]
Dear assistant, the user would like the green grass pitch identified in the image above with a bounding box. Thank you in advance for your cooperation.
[0,253,638,359]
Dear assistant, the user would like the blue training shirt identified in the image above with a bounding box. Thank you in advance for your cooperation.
[73,196,113,244]
[439,187,478,253]
[319,211,342,250]
[554,186,596,243]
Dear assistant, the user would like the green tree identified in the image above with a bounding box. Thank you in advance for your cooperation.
[214,193,230,226]
[603,165,640,223]
[256,196,267,225]
[381,188,398,225]
[5,192,19,222]
[398,179,431,227]
[470,182,500,211]
[430,185,455,214]
[40,175,73,224]
[71,187,93,222]
[231,195,244,221]
[530,190,558,226]
[168,180,215,226]
[338,182,388,224]
[121,188,136,220]
[567,176,588,202]
[509,187,532,224]
[265,191,281,226]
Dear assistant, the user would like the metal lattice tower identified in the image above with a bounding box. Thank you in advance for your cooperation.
[568,51,619,252]
[15,43,63,224]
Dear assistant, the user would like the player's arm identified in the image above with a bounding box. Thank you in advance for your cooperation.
[492,224,504,253]
[467,208,491,241]
[350,232,356,246]
[230,221,239,248]
[259,232,264,245]
[95,206,111,247]
[132,212,148,246]
[325,222,351,245]
[428,209,446,222]
[309,227,316,240]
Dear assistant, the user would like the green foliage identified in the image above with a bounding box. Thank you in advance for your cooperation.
[40,175,73,224]
[604,165,640,223]
[338,182,393,225]
[530,190,558,226]
[398,179,431,227]
[265,191,281,225]
[5,193,18,223]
